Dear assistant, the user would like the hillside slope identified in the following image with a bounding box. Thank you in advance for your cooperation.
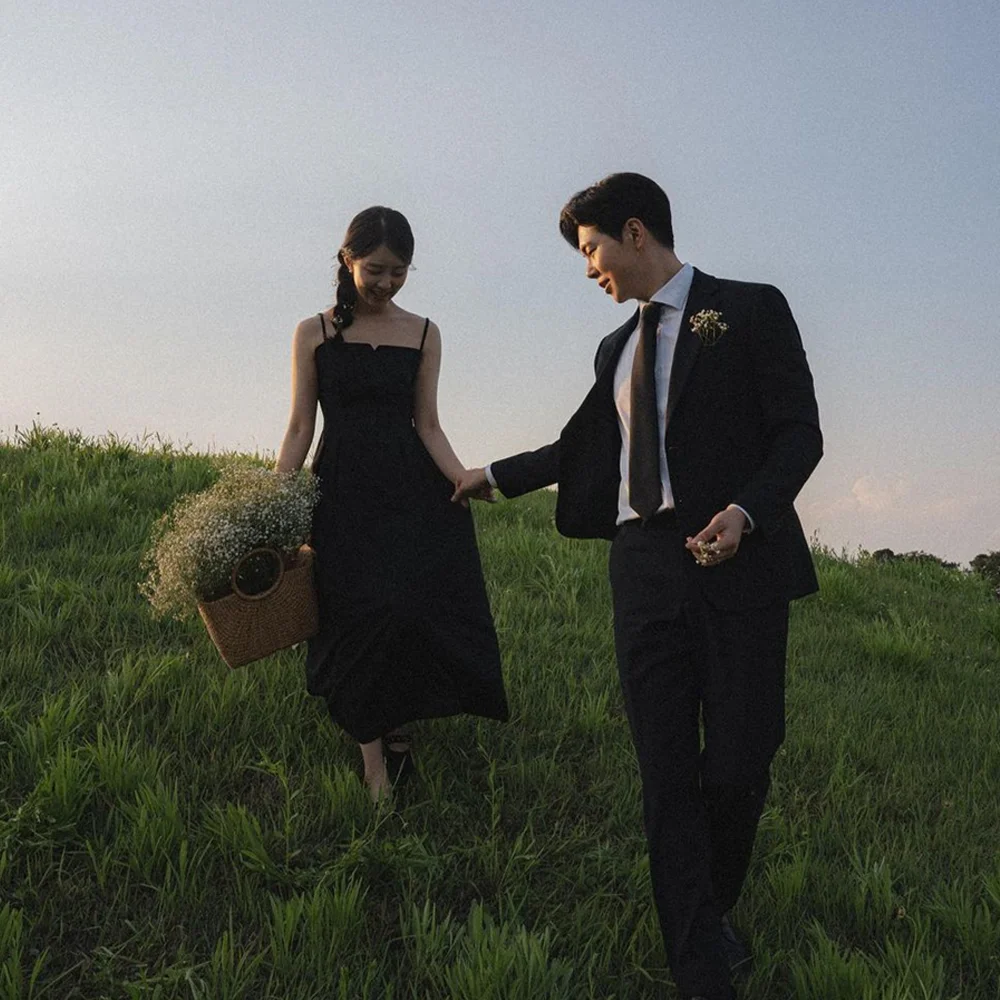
[1,427,998,999]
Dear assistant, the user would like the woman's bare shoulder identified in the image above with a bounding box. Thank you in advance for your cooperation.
[293,312,328,351]
[394,308,440,343]
[423,318,442,346]
[385,304,427,325]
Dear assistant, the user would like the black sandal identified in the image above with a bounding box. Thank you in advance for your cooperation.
[383,731,414,786]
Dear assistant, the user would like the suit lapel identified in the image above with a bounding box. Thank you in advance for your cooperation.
[597,311,639,377]
[593,309,639,397]
[666,268,720,427]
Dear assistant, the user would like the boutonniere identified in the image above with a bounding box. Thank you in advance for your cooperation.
[690,309,728,347]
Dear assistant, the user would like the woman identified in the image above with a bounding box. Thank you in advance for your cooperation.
[276,206,508,801]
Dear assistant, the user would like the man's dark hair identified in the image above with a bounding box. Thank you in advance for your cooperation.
[559,172,674,250]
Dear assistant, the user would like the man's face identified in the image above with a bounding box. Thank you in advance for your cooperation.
[577,223,638,303]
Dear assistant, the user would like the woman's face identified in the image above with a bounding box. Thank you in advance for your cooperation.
[349,244,410,308]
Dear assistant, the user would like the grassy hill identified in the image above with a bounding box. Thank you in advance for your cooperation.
[1,426,998,999]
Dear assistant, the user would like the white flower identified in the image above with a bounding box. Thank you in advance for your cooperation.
[690,309,728,346]
[140,464,319,620]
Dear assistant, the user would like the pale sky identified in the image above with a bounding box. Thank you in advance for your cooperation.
[4,0,999,566]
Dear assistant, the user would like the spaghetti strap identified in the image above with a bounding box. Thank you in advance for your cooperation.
[419,318,430,352]
[318,312,330,341]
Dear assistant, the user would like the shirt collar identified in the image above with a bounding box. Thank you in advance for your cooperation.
[642,262,694,311]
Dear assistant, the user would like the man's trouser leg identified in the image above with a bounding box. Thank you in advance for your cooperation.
[610,521,787,998]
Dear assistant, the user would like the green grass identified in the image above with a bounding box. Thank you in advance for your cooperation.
[1,425,998,999]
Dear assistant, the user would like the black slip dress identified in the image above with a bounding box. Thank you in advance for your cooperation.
[305,313,509,742]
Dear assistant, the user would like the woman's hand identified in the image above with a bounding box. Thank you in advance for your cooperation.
[452,468,496,505]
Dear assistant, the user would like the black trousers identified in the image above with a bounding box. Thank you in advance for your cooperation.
[609,515,789,999]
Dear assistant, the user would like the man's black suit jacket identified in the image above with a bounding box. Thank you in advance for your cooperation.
[491,268,823,610]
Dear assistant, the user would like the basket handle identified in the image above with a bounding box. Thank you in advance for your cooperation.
[231,547,285,601]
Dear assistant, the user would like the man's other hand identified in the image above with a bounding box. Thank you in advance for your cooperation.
[685,505,747,566]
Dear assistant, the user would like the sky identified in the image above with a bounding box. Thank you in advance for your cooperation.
[3,0,999,566]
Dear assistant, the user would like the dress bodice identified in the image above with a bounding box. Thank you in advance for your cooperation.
[314,337,421,428]
[310,319,436,507]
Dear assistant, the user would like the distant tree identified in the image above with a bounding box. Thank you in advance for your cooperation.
[971,551,1000,589]
[870,548,959,571]
[898,550,959,571]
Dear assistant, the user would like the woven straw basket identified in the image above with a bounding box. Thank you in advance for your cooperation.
[198,545,319,668]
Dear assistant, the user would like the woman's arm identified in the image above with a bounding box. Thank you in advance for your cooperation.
[412,321,466,484]
[275,317,321,473]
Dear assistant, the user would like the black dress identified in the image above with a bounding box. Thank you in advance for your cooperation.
[305,314,509,743]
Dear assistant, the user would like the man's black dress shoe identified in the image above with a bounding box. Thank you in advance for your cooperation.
[720,914,751,973]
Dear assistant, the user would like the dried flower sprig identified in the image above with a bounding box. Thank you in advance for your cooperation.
[140,465,319,620]
[690,309,729,346]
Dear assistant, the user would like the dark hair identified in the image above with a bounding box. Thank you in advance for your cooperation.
[558,173,674,251]
[333,206,415,331]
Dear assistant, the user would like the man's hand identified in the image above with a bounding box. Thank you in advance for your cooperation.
[685,505,747,567]
[452,467,496,505]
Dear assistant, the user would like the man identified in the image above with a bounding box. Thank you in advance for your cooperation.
[453,173,822,1000]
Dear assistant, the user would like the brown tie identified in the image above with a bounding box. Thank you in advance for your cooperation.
[629,301,664,520]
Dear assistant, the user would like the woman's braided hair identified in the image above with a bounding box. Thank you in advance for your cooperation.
[333,206,415,332]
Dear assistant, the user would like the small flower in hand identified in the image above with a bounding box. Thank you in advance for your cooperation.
[685,507,747,567]
[693,539,720,566]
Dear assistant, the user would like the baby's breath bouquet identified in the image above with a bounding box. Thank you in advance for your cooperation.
[141,465,319,621]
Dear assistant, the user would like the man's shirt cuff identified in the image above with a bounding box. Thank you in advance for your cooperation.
[484,463,498,489]
[730,504,755,533]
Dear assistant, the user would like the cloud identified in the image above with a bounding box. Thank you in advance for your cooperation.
[802,474,911,522]
[849,475,909,513]
[801,474,998,564]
